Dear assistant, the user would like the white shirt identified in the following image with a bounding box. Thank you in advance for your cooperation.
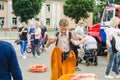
[105,27,116,47]
[35,27,41,39]
[114,29,120,50]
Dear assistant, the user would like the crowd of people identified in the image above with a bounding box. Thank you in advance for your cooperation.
[18,21,47,59]
[0,17,120,80]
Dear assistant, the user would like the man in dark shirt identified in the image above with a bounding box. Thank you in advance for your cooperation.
[18,22,28,59]
[40,21,47,52]
[0,40,22,80]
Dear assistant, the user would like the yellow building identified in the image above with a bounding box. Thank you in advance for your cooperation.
[0,0,93,30]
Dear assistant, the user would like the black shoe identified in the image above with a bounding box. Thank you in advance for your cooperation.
[112,69,115,73]
[76,67,81,71]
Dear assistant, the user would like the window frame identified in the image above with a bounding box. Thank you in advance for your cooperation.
[46,18,50,26]
[0,1,4,10]
[46,4,50,12]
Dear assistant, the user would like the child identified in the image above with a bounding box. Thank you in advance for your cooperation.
[46,19,86,80]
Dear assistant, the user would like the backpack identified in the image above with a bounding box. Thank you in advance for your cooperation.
[110,36,118,53]
[55,32,80,51]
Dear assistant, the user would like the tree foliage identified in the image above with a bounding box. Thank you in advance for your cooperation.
[12,0,44,23]
[93,1,106,24]
[63,0,95,23]
[107,0,120,4]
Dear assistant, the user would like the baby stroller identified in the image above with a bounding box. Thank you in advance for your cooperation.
[78,35,98,66]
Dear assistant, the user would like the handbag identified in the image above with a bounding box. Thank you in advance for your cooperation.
[14,37,21,45]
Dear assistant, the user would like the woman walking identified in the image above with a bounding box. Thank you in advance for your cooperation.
[105,17,120,79]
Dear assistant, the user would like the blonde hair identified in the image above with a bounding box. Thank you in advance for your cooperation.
[108,17,120,28]
[59,19,69,26]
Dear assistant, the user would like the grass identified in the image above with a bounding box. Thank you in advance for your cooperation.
[47,29,56,32]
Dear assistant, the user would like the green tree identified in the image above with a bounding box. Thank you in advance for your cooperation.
[63,0,95,24]
[109,0,120,4]
[93,1,106,24]
[12,0,44,23]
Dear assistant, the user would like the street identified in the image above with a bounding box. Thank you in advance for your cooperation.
[1,31,119,80]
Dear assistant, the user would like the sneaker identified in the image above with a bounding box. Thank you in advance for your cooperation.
[22,55,26,59]
[116,75,120,78]
[105,75,114,79]
[76,67,81,71]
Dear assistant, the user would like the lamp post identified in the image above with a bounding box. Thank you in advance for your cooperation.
[8,0,12,36]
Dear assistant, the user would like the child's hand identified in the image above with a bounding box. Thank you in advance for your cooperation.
[49,36,57,41]
[46,36,57,48]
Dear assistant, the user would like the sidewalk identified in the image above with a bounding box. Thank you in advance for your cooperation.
[0,36,17,40]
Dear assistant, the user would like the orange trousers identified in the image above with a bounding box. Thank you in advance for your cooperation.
[58,74,76,80]
[50,46,76,80]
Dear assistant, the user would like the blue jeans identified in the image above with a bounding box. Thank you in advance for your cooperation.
[113,54,120,71]
[105,47,119,75]
[39,38,45,49]
[20,40,28,55]
[31,40,41,56]
[118,54,120,70]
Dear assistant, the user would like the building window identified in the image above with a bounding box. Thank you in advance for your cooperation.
[35,18,39,21]
[0,1,4,10]
[12,18,17,25]
[46,4,50,12]
[0,17,4,28]
[46,18,50,25]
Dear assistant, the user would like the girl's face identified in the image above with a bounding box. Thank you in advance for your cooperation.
[22,23,26,27]
[35,22,39,27]
[59,26,68,34]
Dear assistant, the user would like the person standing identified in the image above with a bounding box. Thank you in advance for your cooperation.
[117,23,120,71]
[40,21,47,52]
[112,23,120,72]
[75,20,85,37]
[46,19,85,80]
[18,22,28,59]
[75,20,86,70]
[31,22,41,57]
[54,24,59,32]
[105,17,120,79]
[28,22,35,57]
[0,40,22,80]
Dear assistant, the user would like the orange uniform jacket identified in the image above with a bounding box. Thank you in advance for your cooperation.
[50,46,76,80]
